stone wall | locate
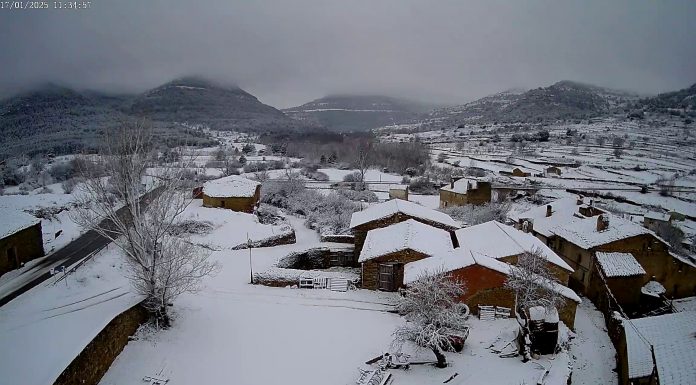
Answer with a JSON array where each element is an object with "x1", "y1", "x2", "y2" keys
[
  {"x1": 320, "y1": 234, "x2": 355, "y2": 244},
  {"x1": 0, "y1": 223, "x2": 44, "y2": 277},
  {"x1": 232, "y1": 230, "x2": 296, "y2": 249},
  {"x1": 53, "y1": 304, "x2": 147, "y2": 385}
]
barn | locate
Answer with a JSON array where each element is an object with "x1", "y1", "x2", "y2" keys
[
  {"x1": 403, "y1": 249, "x2": 581, "y2": 328},
  {"x1": 202, "y1": 175, "x2": 261, "y2": 213},
  {"x1": 358, "y1": 219, "x2": 454, "y2": 291},
  {"x1": 349, "y1": 199, "x2": 459, "y2": 258},
  {"x1": 0, "y1": 209, "x2": 45, "y2": 277}
]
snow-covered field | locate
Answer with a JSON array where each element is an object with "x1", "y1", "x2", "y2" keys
[{"x1": 94, "y1": 211, "x2": 590, "y2": 385}]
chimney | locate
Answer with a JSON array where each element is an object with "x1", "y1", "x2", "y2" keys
[
  {"x1": 597, "y1": 215, "x2": 609, "y2": 231},
  {"x1": 576, "y1": 196, "x2": 583, "y2": 205},
  {"x1": 450, "y1": 177, "x2": 455, "y2": 189},
  {"x1": 522, "y1": 220, "x2": 533, "y2": 233},
  {"x1": 546, "y1": 205, "x2": 552, "y2": 217}
]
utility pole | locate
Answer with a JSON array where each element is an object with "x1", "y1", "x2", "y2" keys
[{"x1": 247, "y1": 232, "x2": 253, "y2": 284}]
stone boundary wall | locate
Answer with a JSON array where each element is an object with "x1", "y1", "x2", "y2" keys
[{"x1": 53, "y1": 304, "x2": 148, "y2": 385}]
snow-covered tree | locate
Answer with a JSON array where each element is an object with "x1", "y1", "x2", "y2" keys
[
  {"x1": 71, "y1": 122, "x2": 217, "y2": 327},
  {"x1": 391, "y1": 272, "x2": 469, "y2": 368},
  {"x1": 505, "y1": 248, "x2": 563, "y2": 360},
  {"x1": 441, "y1": 201, "x2": 511, "y2": 226}
]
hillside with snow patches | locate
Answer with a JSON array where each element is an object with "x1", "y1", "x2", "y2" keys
[{"x1": 283, "y1": 94, "x2": 434, "y2": 132}]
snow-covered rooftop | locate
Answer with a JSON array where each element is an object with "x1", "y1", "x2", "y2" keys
[
  {"x1": 624, "y1": 311, "x2": 696, "y2": 384},
  {"x1": 202, "y1": 175, "x2": 260, "y2": 198},
  {"x1": 440, "y1": 178, "x2": 478, "y2": 194},
  {"x1": 513, "y1": 198, "x2": 653, "y2": 249},
  {"x1": 0, "y1": 208, "x2": 39, "y2": 239},
  {"x1": 388, "y1": 184, "x2": 408, "y2": 191},
  {"x1": 549, "y1": 213, "x2": 651, "y2": 250},
  {"x1": 349, "y1": 199, "x2": 459, "y2": 229},
  {"x1": 644, "y1": 212, "x2": 670, "y2": 222},
  {"x1": 404, "y1": 248, "x2": 581, "y2": 303},
  {"x1": 511, "y1": 197, "x2": 583, "y2": 236},
  {"x1": 455, "y1": 221, "x2": 573, "y2": 272},
  {"x1": 595, "y1": 252, "x2": 646, "y2": 278},
  {"x1": 358, "y1": 219, "x2": 453, "y2": 263}
]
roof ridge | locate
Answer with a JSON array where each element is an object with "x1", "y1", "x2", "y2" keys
[{"x1": 494, "y1": 221, "x2": 528, "y2": 253}]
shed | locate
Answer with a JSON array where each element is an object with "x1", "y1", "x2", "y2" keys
[
  {"x1": 0, "y1": 209, "x2": 44, "y2": 277},
  {"x1": 359, "y1": 219, "x2": 454, "y2": 291},
  {"x1": 591, "y1": 252, "x2": 646, "y2": 308},
  {"x1": 202, "y1": 175, "x2": 261, "y2": 213}
]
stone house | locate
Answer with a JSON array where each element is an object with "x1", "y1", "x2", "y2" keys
[
  {"x1": 404, "y1": 249, "x2": 581, "y2": 328},
  {"x1": 358, "y1": 219, "x2": 454, "y2": 291},
  {"x1": 0, "y1": 210, "x2": 44, "y2": 277},
  {"x1": 350, "y1": 199, "x2": 459, "y2": 258},
  {"x1": 618, "y1": 311, "x2": 696, "y2": 385},
  {"x1": 545, "y1": 166, "x2": 562, "y2": 176},
  {"x1": 202, "y1": 175, "x2": 261, "y2": 213},
  {"x1": 439, "y1": 178, "x2": 492, "y2": 208},
  {"x1": 455, "y1": 221, "x2": 573, "y2": 284},
  {"x1": 499, "y1": 167, "x2": 532, "y2": 177},
  {"x1": 514, "y1": 198, "x2": 696, "y2": 301},
  {"x1": 388, "y1": 185, "x2": 408, "y2": 201},
  {"x1": 642, "y1": 211, "x2": 671, "y2": 232}
]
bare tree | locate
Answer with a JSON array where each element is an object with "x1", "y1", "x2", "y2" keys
[
  {"x1": 656, "y1": 174, "x2": 677, "y2": 197},
  {"x1": 213, "y1": 146, "x2": 241, "y2": 176},
  {"x1": 353, "y1": 140, "x2": 373, "y2": 190},
  {"x1": 505, "y1": 248, "x2": 563, "y2": 361},
  {"x1": 71, "y1": 122, "x2": 217, "y2": 327},
  {"x1": 391, "y1": 272, "x2": 469, "y2": 368}
]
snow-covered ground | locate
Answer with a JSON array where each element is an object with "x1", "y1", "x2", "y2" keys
[
  {"x1": 180, "y1": 200, "x2": 291, "y2": 250},
  {"x1": 96, "y1": 211, "x2": 579, "y2": 385},
  {"x1": 569, "y1": 299, "x2": 618, "y2": 385},
  {"x1": 0, "y1": 245, "x2": 140, "y2": 385}
]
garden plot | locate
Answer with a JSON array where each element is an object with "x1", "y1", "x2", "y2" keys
[{"x1": 176, "y1": 200, "x2": 291, "y2": 250}]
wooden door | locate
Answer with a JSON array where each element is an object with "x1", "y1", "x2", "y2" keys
[{"x1": 378, "y1": 264, "x2": 397, "y2": 292}]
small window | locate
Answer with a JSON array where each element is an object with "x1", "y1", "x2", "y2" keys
[{"x1": 221, "y1": 200, "x2": 226, "y2": 208}]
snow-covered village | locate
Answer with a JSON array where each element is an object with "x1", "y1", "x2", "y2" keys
[{"x1": 1, "y1": 2, "x2": 696, "y2": 385}]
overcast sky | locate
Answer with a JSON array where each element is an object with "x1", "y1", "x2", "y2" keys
[{"x1": 0, "y1": 1, "x2": 694, "y2": 108}]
